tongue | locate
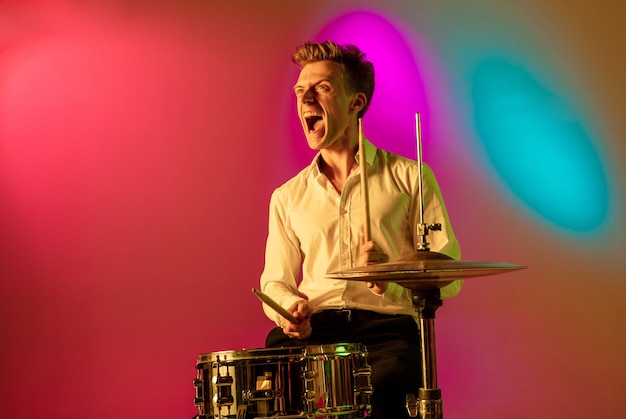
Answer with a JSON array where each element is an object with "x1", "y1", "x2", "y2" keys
[{"x1": 312, "y1": 118, "x2": 323, "y2": 131}]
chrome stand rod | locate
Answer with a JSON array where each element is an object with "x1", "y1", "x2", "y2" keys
[{"x1": 407, "y1": 289, "x2": 444, "y2": 419}]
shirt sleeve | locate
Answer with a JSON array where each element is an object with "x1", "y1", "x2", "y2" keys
[
  {"x1": 259, "y1": 188, "x2": 307, "y2": 325},
  {"x1": 415, "y1": 164, "x2": 463, "y2": 299},
  {"x1": 375, "y1": 161, "x2": 462, "y2": 304}
]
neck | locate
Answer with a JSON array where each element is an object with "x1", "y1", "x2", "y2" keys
[
  {"x1": 322, "y1": 146, "x2": 355, "y2": 168},
  {"x1": 319, "y1": 147, "x2": 358, "y2": 194}
]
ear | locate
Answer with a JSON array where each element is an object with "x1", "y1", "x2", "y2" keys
[{"x1": 350, "y1": 92, "x2": 368, "y2": 114}]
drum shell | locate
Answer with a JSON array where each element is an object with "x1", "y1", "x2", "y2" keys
[{"x1": 194, "y1": 343, "x2": 371, "y2": 418}]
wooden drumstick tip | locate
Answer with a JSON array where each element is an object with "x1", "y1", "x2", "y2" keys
[{"x1": 252, "y1": 288, "x2": 300, "y2": 324}]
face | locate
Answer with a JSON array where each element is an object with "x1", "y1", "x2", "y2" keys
[{"x1": 293, "y1": 60, "x2": 364, "y2": 151}]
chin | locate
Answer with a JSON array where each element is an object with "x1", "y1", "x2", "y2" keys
[
  {"x1": 306, "y1": 139, "x2": 322, "y2": 151},
  {"x1": 305, "y1": 132, "x2": 326, "y2": 150}
]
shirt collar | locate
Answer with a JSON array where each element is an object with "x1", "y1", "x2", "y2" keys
[
  {"x1": 310, "y1": 137, "x2": 377, "y2": 176},
  {"x1": 356, "y1": 137, "x2": 376, "y2": 167}
]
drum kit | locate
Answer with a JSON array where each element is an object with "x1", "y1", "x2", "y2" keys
[{"x1": 193, "y1": 115, "x2": 526, "y2": 418}]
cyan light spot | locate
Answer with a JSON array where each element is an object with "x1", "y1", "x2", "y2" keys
[{"x1": 471, "y1": 59, "x2": 609, "y2": 232}]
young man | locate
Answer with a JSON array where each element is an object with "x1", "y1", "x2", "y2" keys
[{"x1": 259, "y1": 41, "x2": 461, "y2": 418}]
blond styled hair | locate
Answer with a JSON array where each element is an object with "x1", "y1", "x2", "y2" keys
[{"x1": 292, "y1": 41, "x2": 375, "y2": 118}]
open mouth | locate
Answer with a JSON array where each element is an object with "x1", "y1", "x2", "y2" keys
[{"x1": 304, "y1": 112, "x2": 323, "y2": 132}]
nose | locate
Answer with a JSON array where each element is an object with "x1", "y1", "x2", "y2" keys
[{"x1": 301, "y1": 89, "x2": 315, "y2": 103}]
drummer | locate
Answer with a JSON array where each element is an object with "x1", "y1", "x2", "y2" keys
[{"x1": 259, "y1": 40, "x2": 461, "y2": 418}]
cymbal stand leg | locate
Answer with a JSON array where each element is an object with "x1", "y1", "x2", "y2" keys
[{"x1": 406, "y1": 289, "x2": 443, "y2": 419}]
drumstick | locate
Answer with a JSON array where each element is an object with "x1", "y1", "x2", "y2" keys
[
  {"x1": 358, "y1": 118, "x2": 371, "y2": 242},
  {"x1": 415, "y1": 113, "x2": 425, "y2": 226},
  {"x1": 252, "y1": 288, "x2": 301, "y2": 324},
  {"x1": 359, "y1": 118, "x2": 378, "y2": 290}
]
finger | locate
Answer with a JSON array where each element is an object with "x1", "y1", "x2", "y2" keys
[{"x1": 287, "y1": 323, "x2": 311, "y2": 339}]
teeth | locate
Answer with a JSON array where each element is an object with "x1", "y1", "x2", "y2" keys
[{"x1": 303, "y1": 112, "x2": 322, "y2": 132}]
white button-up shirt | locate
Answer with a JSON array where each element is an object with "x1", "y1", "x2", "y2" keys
[{"x1": 260, "y1": 139, "x2": 461, "y2": 325}]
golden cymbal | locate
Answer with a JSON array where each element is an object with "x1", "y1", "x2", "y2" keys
[{"x1": 326, "y1": 251, "x2": 526, "y2": 289}]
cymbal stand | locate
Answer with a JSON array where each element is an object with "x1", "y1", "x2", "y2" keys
[
  {"x1": 406, "y1": 287, "x2": 443, "y2": 418},
  {"x1": 405, "y1": 113, "x2": 444, "y2": 418}
]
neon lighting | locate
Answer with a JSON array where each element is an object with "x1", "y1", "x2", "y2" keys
[
  {"x1": 471, "y1": 58, "x2": 610, "y2": 232},
  {"x1": 311, "y1": 10, "x2": 430, "y2": 159}
]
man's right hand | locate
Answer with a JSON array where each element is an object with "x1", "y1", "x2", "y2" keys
[{"x1": 280, "y1": 300, "x2": 313, "y2": 339}]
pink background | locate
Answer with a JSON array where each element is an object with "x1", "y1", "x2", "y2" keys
[{"x1": 1, "y1": 1, "x2": 624, "y2": 418}]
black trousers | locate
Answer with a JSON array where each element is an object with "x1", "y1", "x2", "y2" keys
[{"x1": 266, "y1": 309, "x2": 422, "y2": 419}]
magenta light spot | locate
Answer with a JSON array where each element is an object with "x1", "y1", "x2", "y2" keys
[{"x1": 286, "y1": 11, "x2": 431, "y2": 163}]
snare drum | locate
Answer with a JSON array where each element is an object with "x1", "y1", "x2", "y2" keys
[{"x1": 193, "y1": 343, "x2": 372, "y2": 418}]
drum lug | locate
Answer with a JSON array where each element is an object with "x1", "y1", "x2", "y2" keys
[
  {"x1": 353, "y1": 366, "x2": 373, "y2": 394},
  {"x1": 302, "y1": 367, "x2": 319, "y2": 403},
  {"x1": 303, "y1": 389, "x2": 317, "y2": 402},
  {"x1": 353, "y1": 365, "x2": 372, "y2": 416},
  {"x1": 213, "y1": 375, "x2": 234, "y2": 406},
  {"x1": 302, "y1": 370, "x2": 318, "y2": 380},
  {"x1": 193, "y1": 378, "x2": 206, "y2": 412}
]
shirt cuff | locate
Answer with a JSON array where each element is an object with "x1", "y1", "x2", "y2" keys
[{"x1": 367, "y1": 284, "x2": 385, "y2": 296}]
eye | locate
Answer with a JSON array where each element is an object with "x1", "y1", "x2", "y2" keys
[{"x1": 316, "y1": 84, "x2": 330, "y2": 92}]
